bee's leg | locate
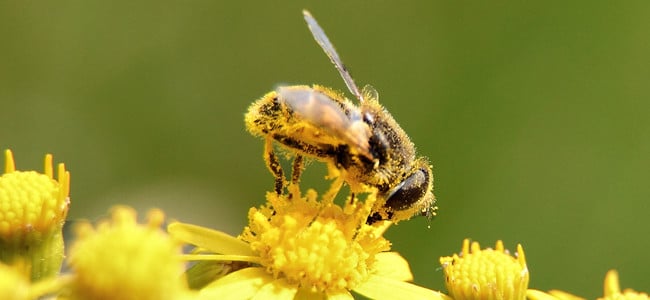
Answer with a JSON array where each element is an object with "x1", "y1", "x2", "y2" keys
[
  {"x1": 264, "y1": 138, "x2": 285, "y2": 194},
  {"x1": 422, "y1": 204, "x2": 438, "y2": 220},
  {"x1": 348, "y1": 192, "x2": 355, "y2": 205},
  {"x1": 322, "y1": 176, "x2": 344, "y2": 205},
  {"x1": 321, "y1": 162, "x2": 344, "y2": 203},
  {"x1": 287, "y1": 154, "x2": 304, "y2": 199},
  {"x1": 291, "y1": 154, "x2": 304, "y2": 185}
]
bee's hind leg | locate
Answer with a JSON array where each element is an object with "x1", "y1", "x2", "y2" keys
[
  {"x1": 291, "y1": 154, "x2": 304, "y2": 185},
  {"x1": 264, "y1": 138, "x2": 286, "y2": 194},
  {"x1": 287, "y1": 154, "x2": 304, "y2": 199}
]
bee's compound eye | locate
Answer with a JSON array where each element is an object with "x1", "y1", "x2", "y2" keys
[{"x1": 385, "y1": 168, "x2": 430, "y2": 211}]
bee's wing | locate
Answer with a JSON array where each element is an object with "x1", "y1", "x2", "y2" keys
[
  {"x1": 303, "y1": 10, "x2": 365, "y2": 103},
  {"x1": 278, "y1": 87, "x2": 372, "y2": 159}
]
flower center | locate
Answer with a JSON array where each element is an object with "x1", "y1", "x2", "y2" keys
[
  {"x1": 241, "y1": 189, "x2": 390, "y2": 293},
  {"x1": 440, "y1": 240, "x2": 529, "y2": 300}
]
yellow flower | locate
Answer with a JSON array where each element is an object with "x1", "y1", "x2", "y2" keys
[
  {"x1": 598, "y1": 269, "x2": 648, "y2": 300},
  {"x1": 439, "y1": 239, "x2": 529, "y2": 300},
  {"x1": 66, "y1": 206, "x2": 195, "y2": 300},
  {"x1": 0, "y1": 261, "x2": 63, "y2": 300},
  {"x1": 527, "y1": 270, "x2": 648, "y2": 300},
  {"x1": 169, "y1": 185, "x2": 446, "y2": 300},
  {"x1": 0, "y1": 262, "x2": 32, "y2": 300},
  {"x1": 0, "y1": 149, "x2": 70, "y2": 281},
  {"x1": 526, "y1": 289, "x2": 585, "y2": 300}
]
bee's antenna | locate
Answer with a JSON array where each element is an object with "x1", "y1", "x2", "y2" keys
[{"x1": 303, "y1": 10, "x2": 365, "y2": 103}]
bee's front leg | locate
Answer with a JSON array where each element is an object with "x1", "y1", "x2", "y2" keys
[{"x1": 264, "y1": 138, "x2": 285, "y2": 194}]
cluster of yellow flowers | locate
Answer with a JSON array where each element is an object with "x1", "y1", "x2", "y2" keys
[{"x1": 0, "y1": 149, "x2": 646, "y2": 300}]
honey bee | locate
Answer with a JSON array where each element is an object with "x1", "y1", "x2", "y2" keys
[{"x1": 245, "y1": 10, "x2": 435, "y2": 224}]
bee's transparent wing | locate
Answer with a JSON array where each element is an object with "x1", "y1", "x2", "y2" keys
[
  {"x1": 278, "y1": 86, "x2": 372, "y2": 158},
  {"x1": 303, "y1": 10, "x2": 365, "y2": 103},
  {"x1": 279, "y1": 86, "x2": 354, "y2": 130}
]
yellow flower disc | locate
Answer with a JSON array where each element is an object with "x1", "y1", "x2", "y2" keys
[
  {"x1": 241, "y1": 189, "x2": 390, "y2": 294},
  {"x1": 440, "y1": 239, "x2": 529, "y2": 300},
  {"x1": 67, "y1": 206, "x2": 190, "y2": 300},
  {"x1": 0, "y1": 150, "x2": 69, "y2": 241}
]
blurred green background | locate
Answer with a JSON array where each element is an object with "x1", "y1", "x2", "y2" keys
[{"x1": 2, "y1": 1, "x2": 649, "y2": 297}]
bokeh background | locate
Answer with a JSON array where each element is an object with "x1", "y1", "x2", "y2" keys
[{"x1": 2, "y1": 1, "x2": 649, "y2": 297}]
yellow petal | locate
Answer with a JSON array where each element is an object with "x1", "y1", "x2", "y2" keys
[
  {"x1": 527, "y1": 289, "x2": 558, "y2": 300},
  {"x1": 527, "y1": 289, "x2": 586, "y2": 300},
  {"x1": 325, "y1": 290, "x2": 354, "y2": 300},
  {"x1": 252, "y1": 278, "x2": 298, "y2": 300},
  {"x1": 548, "y1": 289, "x2": 586, "y2": 300},
  {"x1": 294, "y1": 288, "x2": 327, "y2": 300},
  {"x1": 603, "y1": 269, "x2": 621, "y2": 296},
  {"x1": 200, "y1": 267, "x2": 271, "y2": 300},
  {"x1": 372, "y1": 252, "x2": 413, "y2": 281},
  {"x1": 168, "y1": 222, "x2": 253, "y2": 256},
  {"x1": 353, "y1": 274, "x2": 450, "y2": 300}
]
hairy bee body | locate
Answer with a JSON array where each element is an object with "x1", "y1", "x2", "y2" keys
[
  {"x1": 246, "y1": 85, "x2": 370, "y2": 162},
  {"x1": 245, "y1": 11, "x2": 435, "y2": 224}
]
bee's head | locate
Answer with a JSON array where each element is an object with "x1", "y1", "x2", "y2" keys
[{"x1": 367, "y1": 159, "x2": 435, "y2": 224}]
